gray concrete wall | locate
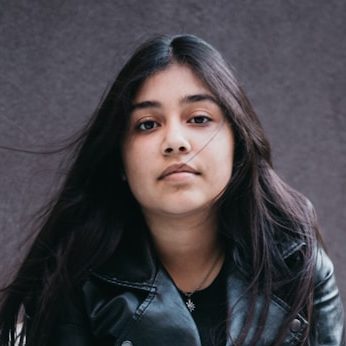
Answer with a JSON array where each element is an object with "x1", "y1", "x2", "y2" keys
[{"x1": 1, "y1": 1, "x2": 345, "y2": 308}]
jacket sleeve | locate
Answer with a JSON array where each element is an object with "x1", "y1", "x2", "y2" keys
[{"x1": 309, "y1": 246, "x2": 345, "y2": 345}]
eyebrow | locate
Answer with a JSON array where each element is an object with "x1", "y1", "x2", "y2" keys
[{"x1": 130, "y1": 93, "x2": 219, "y2": 111}]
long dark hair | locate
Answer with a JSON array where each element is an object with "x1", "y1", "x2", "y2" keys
[{"x1": 0, "y1": 34, "x2": 320, "y2": 345}]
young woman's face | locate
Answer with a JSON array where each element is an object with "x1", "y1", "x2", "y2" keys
[{"x1": 122, "y1": 63, "x2": 235, "y2": 218}]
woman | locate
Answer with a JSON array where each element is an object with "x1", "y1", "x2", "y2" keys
[{"x1": 0, "y1": 34, "x2": 344, "y2": 345}]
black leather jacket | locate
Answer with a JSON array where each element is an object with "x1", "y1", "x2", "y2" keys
[{"x1": 50, "y1": 232, "x2": 345, "y2": 346}]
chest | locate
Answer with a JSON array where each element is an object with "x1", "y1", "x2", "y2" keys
[{"x1": 84, "y1": 270, "x2": 308, "y2": 346}]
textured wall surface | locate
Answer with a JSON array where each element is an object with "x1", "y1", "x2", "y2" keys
[{"x1": 1, "y1": 0, "x2": 345, "y2": 309}]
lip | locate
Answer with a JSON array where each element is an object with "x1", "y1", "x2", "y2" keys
[{"x1": 158, "y1": 163, "x2": 200, "y2": 180}]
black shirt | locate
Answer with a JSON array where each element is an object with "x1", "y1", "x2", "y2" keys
[{"x1": 178, "y1": 260, "x2": 228, "y2": 346}]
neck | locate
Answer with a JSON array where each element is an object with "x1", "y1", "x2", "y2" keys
[{"x1": 143, "y1": 208, "x2": 224, "y2": 292}]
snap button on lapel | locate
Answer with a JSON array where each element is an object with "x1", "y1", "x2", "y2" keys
[
  {"x1": 290, "y1": 318, "x2": 302, "y2": 332},
  {"x1": 121, "y1": 341, "x2": 133, "y2": 346}
]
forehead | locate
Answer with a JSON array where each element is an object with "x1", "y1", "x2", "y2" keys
[{"x1": 133, "y1": 63, "x2": 213, "y2": 103}]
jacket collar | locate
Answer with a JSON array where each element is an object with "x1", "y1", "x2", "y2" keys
[{"x1": 90, "y1": 222, "x2": 158, "y2": 290}]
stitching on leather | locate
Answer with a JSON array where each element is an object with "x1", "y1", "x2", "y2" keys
[
  {"x1": 90, "y1": 272, "x2": 155, "y2": 292},
  {"x1": 116, "y1": 289, "x2": 157, "y2": 342},
  {"x1": 130, "y1": 269, "x2": 162, "y2": 323},
  {"x1": 115, "y1": 273, "x2": 159, "y2": 342},
  {"x1": 272, "y1": 293, "x2": 308, "y2": 325},
  {"x1": 134, "y1": 290, "x2": 156, "y2": 320},
  {"x1": 282, "y1": 241, "x2": 305, "y2": 259},
  {"x1": 271, "y1": 294, "x2": 308, "y2": 344},
  {"x1": 271, "y1": 294, "x2": 291, "y2": 313}
]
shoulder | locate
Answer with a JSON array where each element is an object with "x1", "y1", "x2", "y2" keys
[
  {"x1": 310, "y1": 246, "x2": 345, "y2": 344},
  {"x1": 313, "y1": 245, "x2": 335, "y2": 287}
]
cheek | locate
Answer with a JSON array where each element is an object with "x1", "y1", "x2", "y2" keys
[
  {"x1": 124, "y1": 154, "x2": 147, "y2": 184},
  {"x1": 123, "y1": 140, "x2": 145, "y2": 173},
  {"x1": 122, "y1": 144, "x2": 156, "y2": 198},
  {"x1": 211, "y1": 128, "x2": 234, "y2": 161},
  {"x1": 123, "y1": 161, "x2": 150, "y2": 206},
  {"x1": 208, "y1": 132, "x2": 234, "y2": 182}
]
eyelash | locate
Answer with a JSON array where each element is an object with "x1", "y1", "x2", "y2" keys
[
  {"x1": 189, "y1": 115, "x2": 212, "y2": 124},
  {"x1": 135, "y1": 115, "x2": 212, "y2": 132}
]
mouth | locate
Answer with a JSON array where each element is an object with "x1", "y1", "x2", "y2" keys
[{"x1": 158, "y1": 163, "x2": 200, "y2": 180}]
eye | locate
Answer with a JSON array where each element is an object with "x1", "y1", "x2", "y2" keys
[
  {"x1": 189, "y1": 115, "x2": 212, "y2": 124},
  {"x1": 136, "y1": 120, "x2": 159, "y2": 131}
]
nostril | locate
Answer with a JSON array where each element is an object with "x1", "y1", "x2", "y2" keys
[{"x1": 163, "y1": 145, "x2": 188, "y2": 154}]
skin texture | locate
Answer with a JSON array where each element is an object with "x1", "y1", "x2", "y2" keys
[
  {"x1": 122, "y1": 63, "x2": 235, "y2": 291},
  {"x1": 122, "y1": 63, "x2": 234, "y2": 219}
]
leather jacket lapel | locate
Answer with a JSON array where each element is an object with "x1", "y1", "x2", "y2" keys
[
  {"x1": 225, "y1": 269, "x2": 308, "y2": 346},
  {"x1": 117, "y1": 268, "x2": 201, "y2": 346}
]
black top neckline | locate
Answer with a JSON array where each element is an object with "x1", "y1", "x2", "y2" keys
[{"x1": 178, "y1": 258, "x2": 228, "y2": 346}]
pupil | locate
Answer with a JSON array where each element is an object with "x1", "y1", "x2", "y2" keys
[{"x1": 145, "y1": 122, "x2": 153, "y2": 129}]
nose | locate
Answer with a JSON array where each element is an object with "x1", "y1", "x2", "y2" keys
[{"x1": 161, "y1": 122, "x2": 191, "y2": 156}]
